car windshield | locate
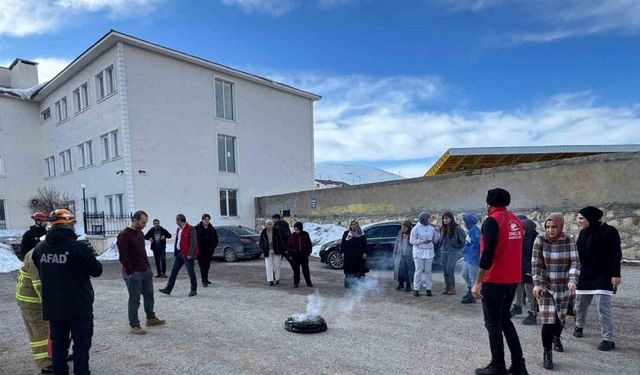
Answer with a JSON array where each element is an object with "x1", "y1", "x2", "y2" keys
[{"x1": 228, "y1": 227, "x2": 259, "y2": 236}]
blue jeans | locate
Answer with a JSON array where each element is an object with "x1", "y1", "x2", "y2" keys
[
  {"x1": 166, "y1": 254, "x2": 197, "y2": 292},
  {"x1": 441, "y1": 251, "x2": 459, "y2": 288},
  {"x1": 461, "y1": 261, "x2": 479, "y2": 288},
  {"x1": 123, "y1": 268, "x2": 156, "y2": 328},
  {"x1": 50, "y1": 313, "x2": 93, "y2": 375}
]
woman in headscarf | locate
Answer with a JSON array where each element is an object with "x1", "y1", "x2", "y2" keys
[
  {"x1": 341, "y1": 220, "x2": 367, "y2": 289},
  {"x1": 409, "y1": 212, "x2": 439, "y2": 297},
  {"x1": 259, "y1": 219, "x2": 284, "y2": 286},
  {"x1": 393, "y1": 220, "x2": 415, "y2": 292},
  {"x1": 532, "y1": 213, "x2": 579, "y2": 370},
  {"x1": 438, "y1": 212, "x2": 466, "y2": 295},
  {"x1": 574, "y1": 206, "x2": 622, "y2": 352}
]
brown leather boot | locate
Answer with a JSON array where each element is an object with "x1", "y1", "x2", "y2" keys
[
  {"x1": 442, "y1": 286, "x2": 449, "y2": 295},
  {"x1": 447, "y1": 286, "x2": 456, "y2": 295}
]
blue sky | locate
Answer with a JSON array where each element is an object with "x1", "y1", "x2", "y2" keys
[{"x1": 1, "y1": 0, "x2": 640, "y2": 177}]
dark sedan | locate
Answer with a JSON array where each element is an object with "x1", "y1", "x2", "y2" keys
[
  {"x1": 318, "y1": 221, "x2": 440, "y2": 270},
  {"x1": 212, "y1": 226, "x2": 262, "y2": 262}
]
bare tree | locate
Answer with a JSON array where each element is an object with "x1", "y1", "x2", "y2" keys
[{"x1": 27, "y1": 186, "x2": 76, "y2": 214}]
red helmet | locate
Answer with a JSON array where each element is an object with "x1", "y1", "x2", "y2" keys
[
  {"x1": 48, "y1": 209, "x2": 76, "y2": 225},
  {"x1": 31, "y1": 212, "x2": 48, "y2": 221}
]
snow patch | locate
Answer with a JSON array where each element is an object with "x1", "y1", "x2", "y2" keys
[
  {"x1": 0, "y1": 243, "x2": 22, "y2": 273},
  {"x1": 0, "y1": 82, "x2": 47, "y2": 100},
  {"x1": 304, "y1": 223, "x2": 346, "y2": 257},
  {"x1": 0, "y1": 230, "x2": 25, "y2": 238},
  {"x1": 96, "y1": 238, "x2": 154, "y2": 261}
]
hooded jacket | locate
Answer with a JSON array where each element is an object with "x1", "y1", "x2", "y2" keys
[
  {"x1": 33, "y1": 226, "x2": 103, "y2": 321},
  {"x1": 576, "y1": 220, "x2": 622, "y2": 294},
  {"x1": 520, "y1": 217, "x2": 538, "y2": 283},
  {"x1": 462, "y1": 214, "x2": 480, "y2": 265},
  {"x1": 20, "y1": 225, "x2": 47, "y2": 260}
]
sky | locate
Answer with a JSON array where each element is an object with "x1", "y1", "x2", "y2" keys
[{"x1": 1, "y1": 0, "x2": 639, "y2": 178}]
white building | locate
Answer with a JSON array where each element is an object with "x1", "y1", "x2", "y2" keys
[{"x1": 0, "y1": 30, "x2": 319, "y2": 235}]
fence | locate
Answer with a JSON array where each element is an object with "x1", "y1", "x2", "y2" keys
[{"x1": 84, "y1": 212, "x2": 132, "y2": 236}]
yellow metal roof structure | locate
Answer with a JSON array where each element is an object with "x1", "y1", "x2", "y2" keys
[{"x1": 425, "y1": 145, "x2": 640, "y2": 176}]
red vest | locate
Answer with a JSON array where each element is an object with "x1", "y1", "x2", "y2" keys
[
  {"x1": 480, "y1": 207, "x2": 523, "y2": 284},
  {"x1": 176, "y1": 224, "x2": 199, "y2": 257}
]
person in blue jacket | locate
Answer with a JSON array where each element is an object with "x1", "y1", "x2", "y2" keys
[{"x1": 461, "y1": 213, "x2": 480, "y2": 304}]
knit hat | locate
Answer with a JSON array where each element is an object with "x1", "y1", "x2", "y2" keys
[
  {"x1": 486, "y1": 188, "x2": 511, "y2": 207},
  {"x1": 579, "y1": 206, "x2": 603, "y2": 226},
  {"x1": 294, "y1": 221, "x2": 303, "y2": 231}
]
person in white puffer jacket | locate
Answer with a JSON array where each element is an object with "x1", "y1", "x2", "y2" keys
[{"x1": 410, "y1": 212, "x2": 440, "y2": 297}]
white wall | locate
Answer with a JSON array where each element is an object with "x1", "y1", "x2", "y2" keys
[
  {"x1": 0, "y1": 96, "x2": 43, "y2": 229},
  {"x1": 124, "y1": 44, "x2": 314, "y2": 229},
  {"x1": 37, "y1": 46, "x2": 126, "y2": 230}
]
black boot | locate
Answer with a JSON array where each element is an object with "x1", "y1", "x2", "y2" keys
[
  {"x1": 395, "y1": 282, "x2": 404, "y2": 291},
  {"x1": 188, "y1": 289, "x2": 197, "y2": 297},
  {"x1": 404, "y1": 284, "x2": 412, "y2": 292},
  {"x1": 553, "y1": 336, "x2": 564, "y2": 352},
  {"x1": 573, "y1": 326, "x2": 583, "y2": 338},
  {"x1": 543, "y1": 351, "x2": 553, "y2": 370},
  {"x1": 413, "y1": 290, "x2": 420, "y2": 297},
  {"x1": 461, "y1": 288, "x2": 476, "y2": 304},
  {"x1": 426, "y1": 290, "x2": 433, "y2": 297},
  {"x1": 475, "y1": 362, "x2": 507, "y2": 375},
  {"x1": 507, "y1": 359, "x2": 529, "y2": 375},
  {"x1": 510, "y1": 305, "x2": 522, "y2": 317}
]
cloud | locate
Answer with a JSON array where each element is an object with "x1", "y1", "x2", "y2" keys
[
  {"x1": 442, "y1": 0, "x2": 640, "y2": 44},
  {"x1": 221, "y1": 0, "x2": 360, "y2": 16},
  {"x1": 0, "y1": 0, "x2": 162, "y2": 37},
  {"x1": 265, "y1": 71, "x2": 640, "y2": 177}
]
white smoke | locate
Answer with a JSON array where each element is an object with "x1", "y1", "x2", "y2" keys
[
  {"x1": 337, "y1": 276, "x2": 380, "y2": 314},
  {"x1": 292, "y1": 291, "x2": 325, "y2": 322}
]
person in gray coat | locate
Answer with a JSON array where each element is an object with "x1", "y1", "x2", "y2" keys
[
  {"x1": 439, "y1": 212, "x2": 466, "y2": 295},
  {"x1": 393, "y1": 219, "x2": 415, "y2": 292}
]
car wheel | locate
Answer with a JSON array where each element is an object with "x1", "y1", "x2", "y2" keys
[
  {"x1": 224, "y1": 248, "x2": 238, "y2": 262},
  {"x1": 327, "y1": 250, "x2": 344, "y2": 270}
]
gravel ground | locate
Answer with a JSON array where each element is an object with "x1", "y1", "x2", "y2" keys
[{"x1": 1, "y1": 258, "x2": 639, "y2": 375}]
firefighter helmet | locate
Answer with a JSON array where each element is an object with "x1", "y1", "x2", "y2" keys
[
  {"x1": 31, "y1": 212, "x2": 48, "y2": 221},
  {"x1": 48, "y1": 209, "x2": 76, "y2": 225}
]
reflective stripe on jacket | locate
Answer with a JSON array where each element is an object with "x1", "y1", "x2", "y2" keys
[{"x1": 16, "y1": 249, "x2": 42, "y2": 305}]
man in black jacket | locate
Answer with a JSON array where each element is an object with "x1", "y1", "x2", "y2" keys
[
  {"x1": 20, "y1": 212, "x2": 48, "y2": 260},
  {"x1": 144, "y1": 219, "x2": 172, "y2": 278},
  {"x1": 34, "y1": 209, "x2": 103, "y2": 375},
  {"x1": 196, "y1": 214, "x2": 219, "y2": 287}
]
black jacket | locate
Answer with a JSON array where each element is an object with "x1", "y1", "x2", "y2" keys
[
  {"x1": 259, "y1": 229, "x2": 285, "y2": 257},
  {"x1": 33, "y1": 226, "x2": 103, "y2": 321},
  {"x1": 521, "y1": 219, "x2": 538, "y2": 283},
  {"x1": 273, "y1": 220, "x2": 292, "y2": 250},
  {"x1": 576, "y1": 223, "x2": 622, "y2": 292},
  {"x1": 144, "y1": 226, "x2": 172, "y2": 251},
  {"x1": 20, "y1": 225, "x2": 47, "y2": 260},
  {"x1": 341, "y1": 231, "x2": 368, "y2": 276},
  {"x1": 196, "y1": 222, "x2": 219, "y2": 257}
]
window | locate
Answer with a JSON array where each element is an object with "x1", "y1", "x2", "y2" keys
[
  {"x1": 105, "y1": 193, "x2": 124, "y2": 215},
  {"x1": 382, "y1": 225, "x2": 402, "y2": 238},
  {"x1": 219, "y1": 189, "x2": 238, "y2": 217},
  {"x1": 217, "y1": 134, "x2": 237, "y2": 173},
  {"x1": 45, "y1": 156, "x2": 56, "y2": 177},
  {"x1": 364, "y1": 226, "x2": 384, "y2": 239},
  {"x1": 59, "y1": 149, "x2": 72, "y2": 173},
  {"x1": 96, "y1": 66, "x2": 115, "y2": 100},
  {"x1": 101, "y1": 130, "x2": 119, "y2": 161},
  {"x1": 88, "y1": 197, "x2": 98, "y2": 213},
  {"x1": 77, "y1": 141, "x2": 93, "y2": 168},
  {"x1": 73, "y1": 83, "x2": 89, "y2": 113},
  {"x1": 215, "y1": 79, "x2": 235, "y2": 120},
  {"x1": 41, "y1": 107, "x2": 51, "y2": 122},
  {"x1": 0, "y1": 154, "x2": 5, "y2": 177},
  {"x1": 0, "y1": 199, "x2": 6, "y2": 230},
  {"x1": 54, "y1": 97, "x2": 68, "y2": 123}
]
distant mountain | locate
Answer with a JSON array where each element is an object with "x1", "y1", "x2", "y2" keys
[{"x1": 315, "y1": 163, "x2": 404, "y2": 185}]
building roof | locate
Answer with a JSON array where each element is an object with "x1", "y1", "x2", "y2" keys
[
  {"x1": 34, "y1": 30, "x2": 321, "y2": 101},
  {"x1": 315, "y1": 179, "x2": 350, "y2": 187},
  {"x1": 425, "y1": 144, "x2": 640, "y2": 176}
]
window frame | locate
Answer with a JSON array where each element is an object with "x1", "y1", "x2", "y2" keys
[
  {"x1": 41, "y1": 107, "x2": 51, "y2": 123},
  {"x1": 59, "y1": 149, "x2": 72, "y2": 173},
  {"x1": 77, "y1": 140, "x2": 93, "y2": 168},
  {"x1": 73, "y1": 82, "x2": 90, "y2": 114},
  {"x1": 100, "y1": 130, "x2": 119, "y2": 162},
  {"x1": 45, "y1": 156, "x2": 56, "y2": 177},
  {"x1": 214, "y1": 78, "x2": 236, "y2": 121},
  {"x1": 0, "y1": 154, "x2": 5, "y2": 177},
  {"x1": 219, "y1": 188, "x2": 239, "y2": 218},
  {"x1": 96, "y1": 65, "x2": 116, "y2": 101},
  {"x1": 217, "y1": 134, "x2": 237, "y2": 173},
  {"x1": 0, "y1": 198, "x2": 6, "y2": 230}
]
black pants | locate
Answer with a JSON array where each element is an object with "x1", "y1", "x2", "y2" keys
[
  {"x1": 481, "y1": 282, "x2": 524, "y2": 368},
  {"x1": 152, "y1": 248, "x2": 166, "y2": 276},
  {"x1": 50, "y1": 313, "x2": 93, "y2": 375},
  {"x1": 197, "y1": 252, "x2": 212, "y2": 283},
  {"x1": 290, "y1": 253, "x2": 312, "y2": 286},
  {"x1": 542, "y1": 315, "x2": 564, "y2": 351}
]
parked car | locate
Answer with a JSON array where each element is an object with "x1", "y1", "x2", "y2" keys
[
  {"x1": 212, "y1": 226, "x2": 263, "y2": 262},
  {"x1": 318, "y1": 221, "x2": 441, "y2": 270}
]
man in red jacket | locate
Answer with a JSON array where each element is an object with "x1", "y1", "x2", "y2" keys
[
  {"x1": 472, "y1": 188, "x2": 529, "y2": 375},
  {"x1": 117, "y1": 210, "x2": 166, "y2": 335},
  {"x1": 159, "y1": 214, "x2": 199, "y2": 297}
]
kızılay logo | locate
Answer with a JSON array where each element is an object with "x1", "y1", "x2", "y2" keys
[{"x1": 508, "y1": 220, "x2": 522, "y2": 240}]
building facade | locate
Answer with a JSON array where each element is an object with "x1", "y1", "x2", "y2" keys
[{"x1": 0, "y1": 31, "x2": 319, "y2": 232}]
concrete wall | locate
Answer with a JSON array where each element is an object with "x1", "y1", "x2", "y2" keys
[
  {"x1": 0, "y1": 96, "x2": 43, "y2": 229},
  {"x1": 125, "y1": 44, "x2": 314, "y2": 228},
  {"x1": 256, "y1": 153, "x2": 640, "y2": 259}
]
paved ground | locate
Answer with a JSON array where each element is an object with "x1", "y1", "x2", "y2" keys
[{"x1": 1, "y1": 257, "x2": 639, "y2": 375}]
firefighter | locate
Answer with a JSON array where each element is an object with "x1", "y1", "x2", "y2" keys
[
  {"x1": 16, "y1": 247, "x2": 52, "y2": 374},
  {"x1": 34, "y1": 209, "x2": 102, "y2": 375},
  {"x1": 20, "y1": 212, "x2": 48, "y2": 260}
]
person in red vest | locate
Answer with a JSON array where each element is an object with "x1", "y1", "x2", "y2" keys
[
  {"x1": 472, "y1": 188, "x2": 529, "y2": 375},
  {"x1": 159, "y1": 214, "x2": 199, "y2": 297}
]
